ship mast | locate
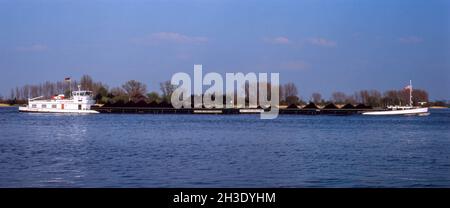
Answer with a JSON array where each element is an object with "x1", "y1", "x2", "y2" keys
[
  {"x1": 65, "y1": 77, "x2": 72, "y2": 99},
  {"x1": 69, "y1": 80, "x2": 72, "y2": 98},
  {"x1": 409, "y1": 80, "x2": 413, "y2": 106}
]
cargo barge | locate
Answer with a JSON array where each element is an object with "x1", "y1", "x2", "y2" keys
[{"x1": 91, "y1": 102, "x2": 379, "y2": 115}]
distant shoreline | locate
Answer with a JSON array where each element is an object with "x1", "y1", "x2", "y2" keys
[
  {"x1": 430, "y1": 106, "x2": 449, "y2": 109},
  {"x1": 0, "y1": 103, "x2": 19, "y2": 107}
]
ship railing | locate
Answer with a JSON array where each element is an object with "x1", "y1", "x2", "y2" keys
[{"x1": 29, "y1": 96, "x2": 44, "y2": 101}]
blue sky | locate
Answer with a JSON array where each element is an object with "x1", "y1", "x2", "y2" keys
[{"x1": 0, "y1": 0, "x2": 449, "y2": 100}]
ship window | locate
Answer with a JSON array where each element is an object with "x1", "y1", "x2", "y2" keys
[
  {"x1": 52, "y1": 104, "x2": 57, "y2": 108},
  {"x1": 42, "y1": 104, "x2": 46, "y2": 108},
  {"x1": 32, "y1": 104, "x2": 37, "y2": 108}
]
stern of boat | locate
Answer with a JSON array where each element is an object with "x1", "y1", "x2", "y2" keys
[{"x1": 18, "y1": 105, "x2": 29, "y2": 112}]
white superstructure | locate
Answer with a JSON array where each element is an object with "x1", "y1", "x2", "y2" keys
[{"x1": 19, "y1": 85, "x2": 99, "y2": 114}]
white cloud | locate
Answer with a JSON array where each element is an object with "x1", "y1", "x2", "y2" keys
[
  {"x1": 133, "y1": 32, "x2": 208, "y2": 45},
  {"x1": 263, "y1": 36, "x2": 291, "y2": 44},
  {"x1": 398, "y1": 36, "x2": 423, "y2": 44},
  {"x1": 16, "y1": 44, "x2": 48, "y2": 52},
  {"x1": 280, "y1": 60, "x2": 309, "y2": 71},
  {"x1": 307, "y1": 37, "x2": 336, "y2": 47}
]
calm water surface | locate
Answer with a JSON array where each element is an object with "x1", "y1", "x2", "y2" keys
[{"x1": 0, "y1": 107, "x2": 449, "y2": 187}]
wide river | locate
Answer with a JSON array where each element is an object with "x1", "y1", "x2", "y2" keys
[{"x1": 0, "y1": 107, "x2": 449, "y2": 187}]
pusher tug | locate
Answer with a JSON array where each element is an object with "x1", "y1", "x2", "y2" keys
[{"x1": 19, "y1": 85, "x2": 99, "y2": 114}]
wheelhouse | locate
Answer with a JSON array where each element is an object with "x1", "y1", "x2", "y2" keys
[{"x1": 72, "y1": 91, "x2": 93, "y2": 97}]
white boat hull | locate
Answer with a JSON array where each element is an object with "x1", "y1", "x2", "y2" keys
[
  {"x1": 362, "y1": 107, "x2": 429, "y2": 116},
  {"x1": 19, "y1": 88, "x2": 99, "y2": 114},
  {"x1": 19, "y1": 106, "x2": 99, "y2": 114}
]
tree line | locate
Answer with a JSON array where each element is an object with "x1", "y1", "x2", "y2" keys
[
  {"x1": 4, "y1": 75, "x2": 176, "y2": 105},
  {"x1": 2, "y1": 74, "x2": 444, "y2": 107}
]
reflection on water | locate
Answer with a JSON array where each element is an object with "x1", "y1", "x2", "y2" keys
[
  {"x1": 2, "y1": 111, "x2": 91, "y2": 187},
  {"x1": 0, "y1": 107, "x2": 449, "y2": 187}
]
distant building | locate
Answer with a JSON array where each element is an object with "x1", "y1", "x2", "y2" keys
[{"x1": 418, "y1": 102, "x2": 427, "y2": 106}]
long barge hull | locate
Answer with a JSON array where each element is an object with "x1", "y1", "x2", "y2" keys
[{"x1": 91, "y1": 106, "x2": 380, "y2": 115}]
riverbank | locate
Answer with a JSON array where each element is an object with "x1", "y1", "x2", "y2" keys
[
  {"x1": 430, "y1": 106, "x2": 449, "y2": 109},
  {"x1": 0, "y1": 103, "x2": 11, "y2": 107}
]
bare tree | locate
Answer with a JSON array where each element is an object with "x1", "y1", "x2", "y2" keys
[
  {"x1": 344, "y1": 94, "x2": 357, "y2": 105},
  {"x1": 15, "y1": 87, "x2": 21, "y2": 100},
  {"x1": 283, "y1": 82, "x2": 298, "y2": 98},
  {"x1": 122, "y1": 80, "x2": 147, "y2": 102},
  {"x1": 9, "y1": 77, "x2": 96, "y2": 101},
  {"x1": 80, "y1": 75, "x2": 109, "y2": 102},
  {"x1": 110, "y1": 87, "x2": 128, "y2": 102},
  {"x1": 357, "y1": 90, "x2": 370, "y2": 105},
  {"x1": 331, "y1": 91, "x2": 347, "y2": 104},
  {"x1": 42, "y1": 81, "x2": 56, "y2": 98},
  {"x1": 278, "y1": 84, "x2": 285, "y2": 102},
  {"x1": 10, "y1": 89, "x2": 15, "y2": 100},
  {"x1": 355, "y1": 90, "x2": 382, "y2": 106},
  {"x1": 382, "y1": 90, "x2": 401, "y2": 106},
  {"x1": 311, "y1": 92, "x2": 322, "y2": 104},
  {"x1": 30, "y1": 85, "x2": 39, "y2": 98},
  {"x1": 160, "y1": 80, "x2": 176, "y2": 102},
  {"x1": 367, "y1": 90, "x2": 382, "y2": 107},
  {"x1": 56, "y1": 81, "x2": 65, "y2": 94},
  {"x1": 22, "y1": 85, "x2": 30, "y2": 99},
  {"x1": 80, "y1": 75, "x2": 94, "y2": 91},
  {"x1": 110, "y1": 87, "x2": 126, "y2": 96}
]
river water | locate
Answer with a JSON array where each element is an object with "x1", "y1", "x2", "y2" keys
[{"x1": 0, "y1": 107, "x2": 449, "y2": 187}]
